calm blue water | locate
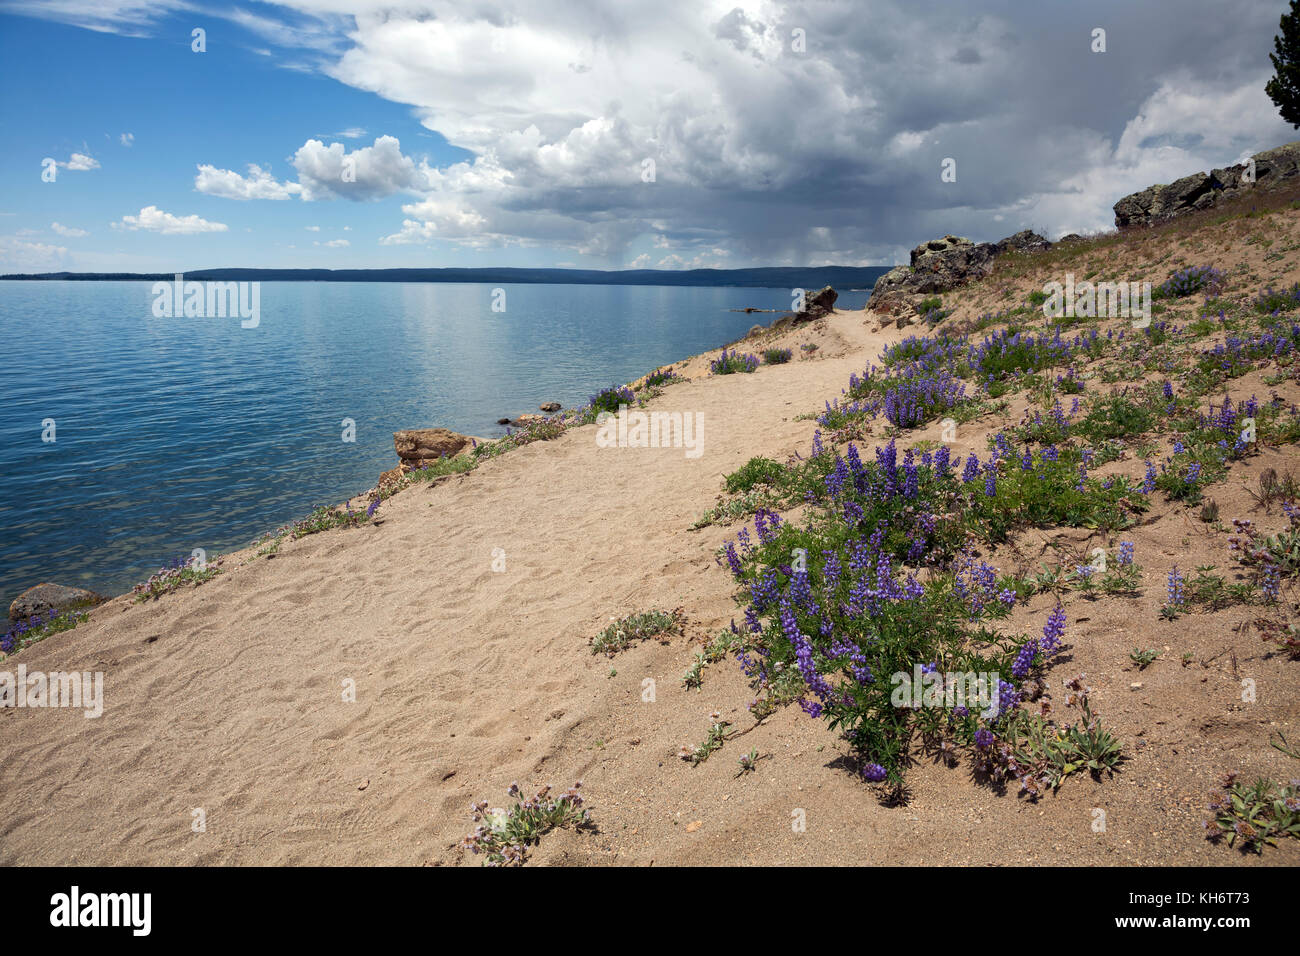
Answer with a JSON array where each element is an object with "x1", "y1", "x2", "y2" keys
[{"x1": 0, "y1": 281, "x2": 869, "y2": 602}]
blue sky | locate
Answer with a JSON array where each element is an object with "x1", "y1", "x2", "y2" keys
[
  {"x1": 0, "y1": 9, "x2": 477, "y2": 271},
  {"x1": 0, "y1": 1, "x2": 1295, "y2": 274}
]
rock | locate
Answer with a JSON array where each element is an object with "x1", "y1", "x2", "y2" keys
[
  {"x1": 866, "y1": 231, "x2": 1050, "y2": 312},
  {"x1": 1113, "y1": 140, "x2": 1300, "y2": 228},
  {"x1": 496, "y1": 417, "x2": 512, "y2": 425},
  {"x1": 9, "y1": 582, "x2": 106, "y2": 623},
  {"x1": 868, "y1": 290, "x2": 913, "y2": 317},
  {"x1": 509, "y1": 413, "x2": 544, "y2": 428},
  {"x1": 1057, "y1": 233, "x2": 1086, "y2": 244},
  {"x1": 539, "y1": 402, "x2": 562, "y2": 413},
  {"x1": 393, "y1": 428, "x2": 475, "y2": 468},
  {"x1": 747, "y1": 324, "x2": 766, "y2": 337},
  {"x1": 989, "y1": 229, "x2": 1052, "y2": 256},
  {"x1": 798, "y1": 285, "x2": 838, "y2": 320}
]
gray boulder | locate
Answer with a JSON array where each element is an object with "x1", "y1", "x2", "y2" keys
[
  {"x1": 1113, "y1": 140, "x2": 1300, "y2": 229},
  {"x1": 866, "y1": 231, "x2": 1050, "y2": 312},
  {"x1": 795, "y1": 285, "x2": 838, "y2": 321}
]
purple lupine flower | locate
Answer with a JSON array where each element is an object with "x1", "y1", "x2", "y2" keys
[
  {"x1": 1011, "y1": 638, "x2": 1039, "y2": 679},
  {"x1": 1167, "y1": 566, "x2": 1185, "y2": 607},
  {"x1": 1262, "y1": 564, "x2": 1281, "y2": 603},
  {"x1": 995, "y1": 680, "x2": 1022, "y2": 716},
  {"x1": 861, "y1": 763, "x2": 888, "y2": 782},
  {"x1": 1040, "y1": 605, "x2": 1066, "y2": 656},
  {"x1": 722, "y1": 543, "x2": 743, "y2": 579},
  {"x1": 934, "y1": 444, "x2": 951, "y2": 477}
]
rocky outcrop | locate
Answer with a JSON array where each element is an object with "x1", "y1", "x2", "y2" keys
[
  {"x1": 9, "y1": 582, "x2": 106, "y2": 622},
  {"x1": 866, "y1": 230, "x2": 1050, "y2": 313},
  {"x1": 1113, "y1": 141, "x2": 1300, "y2": 229},
  {"x1": 539, "y1": 402, "x2": 562, "y2": 413},
  {"x1": 798, "y1": 285, "x2": 838, "y2": 319}
]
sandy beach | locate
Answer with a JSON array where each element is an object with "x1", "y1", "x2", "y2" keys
[{"x1": 5, "y1": 195, "x2": 1300, "y2": 867}]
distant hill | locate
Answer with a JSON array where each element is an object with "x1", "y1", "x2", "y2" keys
[{"x1": 0, "y1": 265, "x2": 890, "y2": 290}]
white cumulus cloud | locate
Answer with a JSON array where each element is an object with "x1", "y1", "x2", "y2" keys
[
  {"x1": 195, "y1": 163, "x2": 302, "y2": 200},
  {"x1": 292, "y1": 135, "x2": 433, "y2": 201},
  {"x1": 115, "y1": 205, "x2": 228, "y2": 234},
  {"x1": 59, "y1": 152, "x2": 100, "y2": 171}
]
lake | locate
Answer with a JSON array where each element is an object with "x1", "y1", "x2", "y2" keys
[{"x1": 0, "y1": 280, "x2": 870, "y2": 602}]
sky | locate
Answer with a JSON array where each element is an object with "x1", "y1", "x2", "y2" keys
[{"x1": 0, "y1": 0, "x2": 1296, "y2": 274}]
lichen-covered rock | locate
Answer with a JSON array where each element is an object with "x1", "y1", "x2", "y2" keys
[
  {"x1": 1113, "y1": 140, "x2": 1300, "y2": 228},
  {"x1": 9, "y1": 582, "x2": 106, "y2": 622},
  {"x1": 866, "y1": 231, "x2": 1050, "y2": 312},
  {"x1": 989, "y1": 229, "x2": 1052, "y2": 256}
]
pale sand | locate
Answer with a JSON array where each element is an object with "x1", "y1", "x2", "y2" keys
[
  {"x1": 6, "y1": 221, "x2": 1300, "y2": 866},
  {"x1": 0, "y1": 313, "x2": 876, "y2": 864}
]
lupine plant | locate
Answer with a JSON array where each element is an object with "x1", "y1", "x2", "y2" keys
[
  {"x1": 132, "y1": 553, "x2": 224, "y2": 601},
  {"x1": 1154, "y1": 265, "x2": 1225, "y2": 300},
  {"x1": 0, "y1": 608, "x2": 89, "y2": 656},
  {"x1": 718, "y1": 433, "x2": 1133, "y2": 792},
  {"x1": 588, "y1": 383, "x2": 636, "y2": 415},
  {"x1": 711, "y1": 349, "x2": 760, "y2": 374}
]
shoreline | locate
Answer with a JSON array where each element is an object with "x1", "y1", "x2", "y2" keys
[
  {"x1": 3, "y1": 308, "x2": 804, "y2": 633},
  {"x1": 5, "y1": 198, "x2": 1300, "y2": 866}
]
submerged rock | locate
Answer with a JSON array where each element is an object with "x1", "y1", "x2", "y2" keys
[{"x1": 9, "y1": 582, "x2": 106, "y2": 622}]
